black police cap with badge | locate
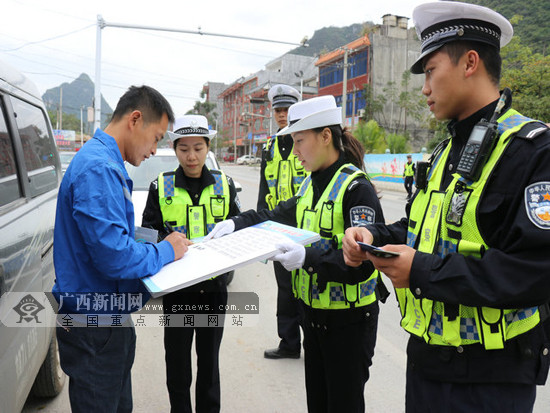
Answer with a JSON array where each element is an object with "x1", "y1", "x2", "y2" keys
[{"x1": 410, "y1": 1, "x2": 513, "y2": 74}]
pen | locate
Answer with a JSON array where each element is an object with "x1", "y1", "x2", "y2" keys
[{"x1": 164, "y1": 221, "x2": 175, "y2": 233}]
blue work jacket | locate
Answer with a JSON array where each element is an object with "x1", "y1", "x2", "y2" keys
[{"x1": 53, "y1": 129, "x2": 174, "y2": 315}]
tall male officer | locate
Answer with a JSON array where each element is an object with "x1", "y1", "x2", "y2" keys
[
  {"x1": 258, "y1": 84, "x2": 307, "y2": 359},
  {"x1": 403, "y1": 154, "x2": 415, "y2": 200},
  {"x1": 342, "y1": 2, "x2": 550, "y2": 412}
]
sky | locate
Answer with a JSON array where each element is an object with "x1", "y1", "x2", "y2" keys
[{"x1": 1, "y1": 0, "x2": 427, "y2": 117}]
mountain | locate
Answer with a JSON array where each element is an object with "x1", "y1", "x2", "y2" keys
[
  {"x1": 465, "y1": 0, "x2": 548, "y2": 55},
  {"x1": 288, "y1": 23, "x2": 372, "y2": 57},
  {"x1": 42, "y1": 73, "x2": 112, "y2": 130},
  {"x1": 289, "y1": 0, "x2": 548, "y2": 58}
]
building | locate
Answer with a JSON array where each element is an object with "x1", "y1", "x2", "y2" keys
[
  {"x1": 315, "y1": 15, "x2": 426, "y2": 139},
  {"x1": 369, "y1": 15, "x2": 425, "y2": 138},
  {"x1": 218, "y1": 54, "x2": 317, "y2": 159},
  {"x1": 316, "y1": 35, "x2": 371, "y2": 128}
]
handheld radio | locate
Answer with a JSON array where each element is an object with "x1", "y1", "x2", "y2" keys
[{"x1": 456, "y1": 88, "x2": 511, "y2": 181}]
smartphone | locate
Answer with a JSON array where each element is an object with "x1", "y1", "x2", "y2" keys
[{"x1": 357, "y1": 241, "x2": 401, "y2": 258}]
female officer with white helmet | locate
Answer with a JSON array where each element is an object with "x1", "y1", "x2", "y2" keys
[
  {"x1": 207, "y1": 96, "x2": 387, "y2": 412},
  {"x1": 141, "y1": 114, "x2": 241, "y2": 413}
]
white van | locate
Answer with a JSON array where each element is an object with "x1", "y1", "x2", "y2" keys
[{"x1": 0, "y1": 60, "x2": 65, "y2": 412}]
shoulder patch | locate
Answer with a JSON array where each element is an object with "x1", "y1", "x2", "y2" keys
[
  {"x1": 516, "y1": 122, "x2": 549, "y2": 140},
  {"x1": 525, "y1": 182, "x2": 550, "y2": 230},
  {"x1": 350, "y1": 206, "x2": 375, "y2": 227}
]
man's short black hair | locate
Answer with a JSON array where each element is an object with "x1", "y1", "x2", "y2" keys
[
  {"x1": 111, "y1": 85, "x2": 175, "y2": 125},
  {"x1": 441, "y1": 41, "x2": 502, "y2": 86}
]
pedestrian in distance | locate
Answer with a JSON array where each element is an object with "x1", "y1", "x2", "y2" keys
[
  {"x1": 403, "y1": 154, "x2": 415, "y2": 200},
  {"x1": 342, "y1": 2, "x2": 550, "y2": 412},
  {"x1": 53, "y1": 85, "x2": 192, "y2": 413},
  {"x1": 206, "y1": 95, "x2": 389, "y2": 413},
  {"x1": 258, "y1": 84, "x2": 308, "y2": 360},
  {"x1": 141, "y1": 115, "x2": 241, "y2": 413}
]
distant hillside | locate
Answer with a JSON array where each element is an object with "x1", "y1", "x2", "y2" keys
[
  {"x1": 451, "y1": 0, "x2": 548, "y2": 54},
  {"x1": 289, "y1": 23, "x2": 373, "y2": 57},
  {"x1": 289, "y1": 0, "x2": 548, "y2": 58},
  {"x1": 42, "y1": 73, "x2": 113, "y2": 129}
]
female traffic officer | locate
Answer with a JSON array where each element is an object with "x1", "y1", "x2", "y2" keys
[
  {"x1": 141, "y1": 114, "x2": 241, "y2": 413},
  {"x1": 206, "y1": 96, "x2": 387, "y2": 413}
]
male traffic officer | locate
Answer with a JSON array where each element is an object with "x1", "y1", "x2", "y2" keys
[
  {"x1": 403, "y1": 154, "x2": 415, "y2": 200},
  {"x1": 342, "y1": 2, "x2": 550, "y2": 412},
  {"x1": 258, "y1": 84, "x2": 307, "y2": 359},
  {"x1": 53, "y1": 86, "x2": 191, "y2": 413}
]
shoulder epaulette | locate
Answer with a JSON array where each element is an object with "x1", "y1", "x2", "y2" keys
[{"x1": 515, "y1": 122, "x2": 549, "y2": 140}]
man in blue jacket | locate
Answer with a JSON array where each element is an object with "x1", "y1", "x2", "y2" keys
[{"x1": 53, "y1": 85, "x2": 190, "y2": 413}]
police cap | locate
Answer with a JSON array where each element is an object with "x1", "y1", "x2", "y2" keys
[
  {"x1": 410, "y1": 1, "x2": 513, "y2": 74},
  {"x1": 268, "y1": 84, "x2": 301, "y2": 109}
]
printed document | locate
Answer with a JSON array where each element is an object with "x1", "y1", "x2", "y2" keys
[{"x1": 141, "y1": 221, "x2": 320, "y2": 297}]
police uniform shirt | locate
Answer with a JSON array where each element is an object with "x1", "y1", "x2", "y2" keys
[
  {"x1": 367, "y1": 96, "x2": 550, "y2": 383},
  {"x1": 239, "y1": 154, "x2": 385, "y2": 287},
  {"x1": 142, "y1": 165, "x2": 241, "y2": 240}
]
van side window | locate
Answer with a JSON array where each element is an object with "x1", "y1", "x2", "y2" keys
[
  {"x1": 0, "y1": 103, "x2": 21, "y2": 206},
  {"x1": 11, "y1": 97, "x2": 58, "y2": 197}
]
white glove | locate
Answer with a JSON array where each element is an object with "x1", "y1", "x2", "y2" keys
[
  {"x1": 204, "y1": 220, "x2": 235, "y2": 241},
  {"x1": 269, "y1": 241, "x2": 306, "y2": 271}
]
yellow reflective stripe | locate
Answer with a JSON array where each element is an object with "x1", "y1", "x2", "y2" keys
[{"x1": 418, "y1": 192, "x2": 445, "y2": 253}]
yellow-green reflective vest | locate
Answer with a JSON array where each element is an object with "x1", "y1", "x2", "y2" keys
[
  {"x1": 158, "y1": 169, "x2": 230, "y2": 240},
  {"x1": 294, "y1": 163, "x2": 380, "y2": 309},
  {"x1": 398, "y1": 109, "x2": 542, "y2": 350},
  {"x1": 404, "y1": 162, "x2": 415, "y2": 177},
  {"x1": 264, "y1": 135, "x2": 308, "y2": 210}
]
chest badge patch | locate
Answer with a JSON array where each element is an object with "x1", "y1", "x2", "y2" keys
[
  {"x1": 350, "y1": 206, "x2": 375, "y2": 227},
  {"x1": 525, "y1": 182, "x2": 550, "y2": 230},
  {"x1": 446, "y1": 187, "x2": 471, "y2": 226}
]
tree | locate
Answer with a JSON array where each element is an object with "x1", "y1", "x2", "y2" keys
[
  {"x1": 48, "y1": 110, "x2": 81, "y2": 131},
  {"x1": 385, "y1": 133, "x2": 410, "y2": 154},
  {"x1": 500, "y1": 26, "x2": 550, "y2": 121},
  {"x1": 353, "y1": 119, "x2": 387, "y2": 154},
  {"x1": 185, "y1": 100, "x2": 218, "y2": 128}
]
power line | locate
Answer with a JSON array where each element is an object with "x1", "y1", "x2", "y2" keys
[{"x1": 1, "y1": 24, "x2": 95, "y2": 51}]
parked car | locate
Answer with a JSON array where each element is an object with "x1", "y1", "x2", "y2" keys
[
  {"x1": 236, "y1": 154, "x2": 260, "y2": 165},
  {"x1": 59, "y1": 151, "x2": 76, "y2": 175},
  {"x1": 223, "y1": 153, "x2": 235, "y2": 162},
  {"x1": 125, "y1": 149, "x2": 241, "y2": 284},
  {"x1": 0, "y1": 59, "x2": 65, "y2": 413}
]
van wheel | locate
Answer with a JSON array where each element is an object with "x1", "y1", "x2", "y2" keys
[{"x1": 32, "y1": 330, "x2": 66, "y2": 397}]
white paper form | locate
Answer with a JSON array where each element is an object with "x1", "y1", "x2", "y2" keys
[{"x1": 141, "y1": 221, "x2": 320, "y2": 297}]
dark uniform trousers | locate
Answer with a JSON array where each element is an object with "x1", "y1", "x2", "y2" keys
[
  {"x1": 406, "y1": 367, "x2": 536, "y2": 413},
  {"x1": 163, "y1": 276, "x2": 228, "y2": 413},
  {"x1": 302, "y1": 302, "x2": 379, "y2": 413},
  {"x1": 404, "y1": 176, "x2": 414, "y2": 198},
  {"x1": 274, "y1": 260, "x2": 303, "y2": 352}
]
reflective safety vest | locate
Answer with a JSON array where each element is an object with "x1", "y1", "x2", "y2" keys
[
  {"x1": 398, "y1": 109, "x2": 542, "y2": 350},
  {"x1": 293, "y1": 163, "x2": 380, "y2": 309},
  {"x1": 158, "y1": 169, "x2": 230, "y2": 240},
  {"x1": 404, "y1": 162, "x2": 415, "y2": 177},
  {"x1": 264, "y1": 135, "x2": 307, "y2": 210}
]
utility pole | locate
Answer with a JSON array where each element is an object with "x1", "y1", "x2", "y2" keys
[
  {"x1": 80, "y1": 106, "x2": 84, "y2": 149},
  {"x1": 233, "y1": 103, "x2": 237, "y2": 163},
  {"x1": 59, "y1": 87, "x2": 63, "y2": 130},
  {"x1": 351, "y1": 85, "x2": 356, "y2": 129},
  {"x1": 341, "y1": 48, "x2": 349, "y2": 126}
]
